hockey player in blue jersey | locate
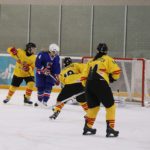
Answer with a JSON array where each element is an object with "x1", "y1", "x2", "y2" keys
[{"x1": 34, "y1": 43, "x2": 61, "y2": 107}]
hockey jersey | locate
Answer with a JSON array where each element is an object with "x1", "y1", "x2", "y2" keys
[
  {"x1": 59, "y1": 63, "x2": 86, "y2": 85},
  {"x1": 7, "y1": 47, "x2": 36, "y2": 77},
  {"x1": 35, "y1": 51, "x2": 60, "y2": 86},
  {"x1": 81, "y1": 55, "x2": 121, "y2": 86}
]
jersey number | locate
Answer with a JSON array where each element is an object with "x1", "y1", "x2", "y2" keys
[{"x1": 64, "y1": 70, "x2": 74, "y2": 77}]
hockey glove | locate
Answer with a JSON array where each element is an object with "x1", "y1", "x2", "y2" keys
[
  {"x1": 109, "y1": 74, "x2": 116, "y2": 83},
  {"x1": 42, "y1": 67, "x2": 51, "y2": 76},
  {"x1": 10, "y1": 47, "x2": 18, "y2": 55},
  {"x1": 22, "y1": 64, "x2": 30, "y2": 72}
]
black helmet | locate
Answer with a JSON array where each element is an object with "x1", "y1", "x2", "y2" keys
[
  {"x1": 97, "y1": 43, "x2": 108, "y2": 54},
  {"x1": 64, "y1": 57, "x2": 72, "y2": 67},
  {"x1": 25, "y1": 42, "x2": 36, "y2": 56},
  {"x1": 26, "y1": 42, "x2": 36, "y2": 50}
]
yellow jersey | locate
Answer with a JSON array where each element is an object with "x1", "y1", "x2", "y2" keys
[
  {"x1": 59, "y1": 63, "x2": 87, "y2": 85},
  {"x1": 7, "y1": 47, "x2": 36, "y2": 77},
  {"x1": 81, "y1": 55, "x2": 121, "y2": 86}
]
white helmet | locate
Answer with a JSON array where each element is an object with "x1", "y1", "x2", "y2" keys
[{"x1": 49, "y1": 43, "x2": 60, "y2": 53}]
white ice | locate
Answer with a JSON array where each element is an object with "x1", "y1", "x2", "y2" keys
[{"x1": 0, "y1": 89, "x2": 150, "y2": 150}]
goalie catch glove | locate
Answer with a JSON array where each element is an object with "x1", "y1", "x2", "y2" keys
[{"x1": 109, "y1": 74, "x2": 116, "y2": 83}]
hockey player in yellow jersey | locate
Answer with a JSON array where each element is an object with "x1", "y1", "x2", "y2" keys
[
  {"x1": 49, "y1": 57, "x2": 88, "y2": 119},
  {"x1": 3, "y1": 43, "x2": 37, "y2": 105},
  {"x1": 81, "y1": 43, "x2": 121, "y2": 137}
]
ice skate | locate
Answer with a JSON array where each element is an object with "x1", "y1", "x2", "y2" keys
[
  {"x1": 49, "y1": 111, "x2": 60, "y2": 120},
  {"x1": 106, "y1": 126, "x2": 119, "y2": 137},
  {"x1": 34, "y1": 101, "x2": 48, "y2": 108},
  {"x1": 3, "y1": 99, "x2": 10, "y2": 104},
  {"x1": 83, "y1": 122, "x2": 96, "y2": 135},
  {"x1": 24, "y1": 95, "x2": 33, "y2": 105},
  {"x1": 43, "y1": 101, "x2": 48, "y2": 107}
]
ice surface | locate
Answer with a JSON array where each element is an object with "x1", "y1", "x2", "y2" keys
[{"x1": 0, "y1": 89, "x2": 150, "y2": 150}]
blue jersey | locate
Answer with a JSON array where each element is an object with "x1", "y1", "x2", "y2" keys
[{"x1": 35, "y1": 51, "x2": 60, "y2": 87}]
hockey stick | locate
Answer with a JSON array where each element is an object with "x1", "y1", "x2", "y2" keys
[
  {"x1": 48, "y1": 91, "x2": 85, "y2": 109},
  {"x1": 48, "y1": 73, "x2": 57, "y2": 82}
]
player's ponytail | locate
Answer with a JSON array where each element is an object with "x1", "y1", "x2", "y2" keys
[{"x1": 93, "y1": 52, "x2": 104, "y2": 61}]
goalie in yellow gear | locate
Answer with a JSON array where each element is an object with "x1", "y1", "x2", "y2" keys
[{"x1": 3, "y1": 43, "x2": 36, "y2": 105}]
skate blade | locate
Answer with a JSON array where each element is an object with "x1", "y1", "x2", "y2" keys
[
  {"x1": 83, "y1": 130, "x2": 96, "y2": 135},
  {"x1": 106, "y1": 133, "x2": 119, "y2": 137},
  {"x1": 83, "y1": 132, "x2": 96, "y2": 135},
  {"x1": 49, "y1": 116, "x2": 56, "y2": 120}
]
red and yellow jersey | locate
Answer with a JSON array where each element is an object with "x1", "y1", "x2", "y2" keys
[
  {"x1": 7, "y1": 47, "x2": 36, "y2": 77},
  {"x1": 81, "y1": 55, "x2": 121, "y2": 86},
  {"x1": 59, "y1": 63, "x2": 87, "y2": 85}
]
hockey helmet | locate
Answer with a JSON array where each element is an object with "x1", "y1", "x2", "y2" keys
[
  {"x1": 25, "y1": 42, "x2": 36, "y2": 56},
  {"x1": 26, "y1": 42, "x2": 36, "y2": 50},
  {"x1": 97, "y1": 43, "x2": 108, "y2": 54},
  {"x1": 49, "y1": 43, "x2": 60, "y2": 53},
  {"x1": 63, "y1": 57, "x2": 72, "y2": 67}
]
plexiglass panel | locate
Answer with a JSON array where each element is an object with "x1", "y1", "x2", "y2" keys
[
  {"x1": 0, "y1": 4, "x2": 28, "y2": 52},
  {"x1": 30, "y1": 5, "x2": 59, "y2": 52},
  {"x1": 126, "y1": 6, "x2": 150, "y2": 59},
  {"x1": 93, "y1": 6, "x2": 124, "y2": 57},
  {"x1": 61, "y1": 5, "x2": 91, "y2": 56}
]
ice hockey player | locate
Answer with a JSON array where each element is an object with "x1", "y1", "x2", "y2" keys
[
  {"x1": 49, "y1": 57, "x2": 88, "y2": 120},
  {"x1": 3, "y1": 43, "x2": 37, "y2": 105},
  {"x1": 34, "y1": 43, "x2": 60, "y2": 107},
  {"x1": 81, "y1": 43, "x2": 121, "y2": 137}
]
